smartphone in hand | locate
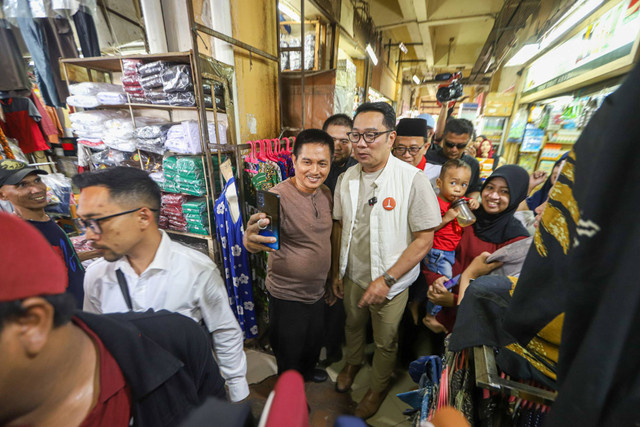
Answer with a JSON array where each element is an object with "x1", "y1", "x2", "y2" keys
[{"x1": 256, "y1": 190, "x2": 280, "y2": 250}]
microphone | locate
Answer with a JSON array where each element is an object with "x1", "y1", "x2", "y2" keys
[{"x1": 368, "y1": 197, "x2": 377, "y2": 207}]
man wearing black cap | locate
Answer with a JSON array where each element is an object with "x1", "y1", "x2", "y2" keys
[
  {"x1": 393, "y1": 118, "x2": 433, "y2": 171},
  {"x1": 0, "y1": 159, "x2": 85, "y2": 306}
]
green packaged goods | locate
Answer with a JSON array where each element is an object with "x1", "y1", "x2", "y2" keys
[
  {"x1": 163, "y1": 155, "x2": 178, "y2": 171},
  {"x1": 182, "y1": 198, "x2": 208, "y2": 214},
  {"x1": 187, "y1": 223, "x2": 209, "y2": 235},
  {"x1": 177, "y1": 156, "x2": 204, "y2": 179},
  {"x1": 185, "y1": 212, "x2": 208, "y2": 224}
]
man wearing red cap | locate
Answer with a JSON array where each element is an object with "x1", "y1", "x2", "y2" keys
[
  {"x1": 0, "y1": 213, "x2": 226, "y2": 427},
  {"x1": 0, "y1": 159, "x2": 85, "y2": 306}
]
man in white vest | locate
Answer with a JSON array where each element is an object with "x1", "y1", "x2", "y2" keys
[{"x1": 331, "y1": 102, "x2": 441, "y2": 419}]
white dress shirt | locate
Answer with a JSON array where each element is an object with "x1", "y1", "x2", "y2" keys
[{"x1": 83, "y1": 230, "x2": 249, "y2": 401}]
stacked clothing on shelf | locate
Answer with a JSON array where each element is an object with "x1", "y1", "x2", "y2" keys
[
  {"x1": 121, "y1": 59, "x2": 145, "y2": 103},
  {"x1": 138, "y1": 61, "x2": 196, "y2": 106},
  {"x1": 182, "y1": 198, "x2": 210, "y2": 235},
  {"x1": 162, "y1": 155, "x2": 207, "y2": 196},
  {"x1": 135, "y1": 121, "x2": 174, "y2": 155},
  {"x1": 166, "y1": 121, "x2": 202, "y2": 154},
  {"x1": 67, "y1": 82, "x2": 126, "y2": 107},
  {"x1": 160, "y1": 192, "x2": 190, "y2": 232},
  {"x1": 70, "y1": 109, "x2": 127, "y2": 149},
  {"x1": 103, "y1": 116, "x2": 164, "y2": 153}
]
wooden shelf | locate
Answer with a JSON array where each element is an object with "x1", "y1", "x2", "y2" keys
[{"x1": 93, "y1": 103, "x2": 225, "y2": 114}]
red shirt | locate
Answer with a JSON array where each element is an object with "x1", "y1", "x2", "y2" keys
[
  {"x1": 433, "y1": 196, "x2": 463, "y2": 251},
  {"x1": 74, "y1": 317, "x2": 132, "y2": 427},
  {"x1": 417, "y1": 155, "x2": 427, "y2": 171}
]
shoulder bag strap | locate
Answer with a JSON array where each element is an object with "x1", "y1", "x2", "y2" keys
[{"x1": 115, "y1": 268, "x2": 133, "y2": 311}]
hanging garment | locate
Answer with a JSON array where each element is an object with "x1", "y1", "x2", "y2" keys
[
  {"x1": 73, "y1": 5, "x2": 100, "y2": 57},
  {"x1": 214, "y1": 176, "x2": 258, "y2": 339},
  {"x1": 30, "y1": 90, "x2": 60, "y2": 143},
  {"x1": 0, "y1": 97, "x2": 50, "y2": 154},
  {"x1": 0, "y1": 19, "x2": 31, "y2": 92}
]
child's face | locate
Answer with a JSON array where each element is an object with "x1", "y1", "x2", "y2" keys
[{"x1": 437, "y1": 167, "x2": 471, "y2": 203}]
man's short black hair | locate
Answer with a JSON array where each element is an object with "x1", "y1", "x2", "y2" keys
[
  {"x1": 440, "y1": 159, "x2": 472, "y2": 179},
  {"x1": 72, "y1": 167, "x2": 161, "y2": 221},
  {"x1": 444, "y1": 118, "x2": 474, "y2": 138},
  {"x1": 293, "y1": 129, "x2": 335, "y2": 159},
  {"x1": 322, "y1": 114, "x2": 353, "y2": 131},
  {"x1": 354, "y1": 102, "x2": 396, "y2": 130},
  {"x1": 0, "y1": 293, "x2": 76, "y2": 332}
]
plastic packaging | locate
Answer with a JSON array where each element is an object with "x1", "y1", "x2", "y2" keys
[
  {"x1": 177, "y1": 156, "x2": 205, "y2": 179},
  {"x1": 161, "y1": 65, "x2": 193, "y2": 93},
  {"x1": 136, "y1": 137, "x2": 165, "y2": 155},
  {"x1": 135, "y1": 122, "x2": 173, "y2": 139},
  {"x1": 69, "y1": 82, "x2": 123, "y2": 96},
  {"x1": 103, "y1": 135, "x2": 136, "y2": 152},
  {"x1": 66, "y1": 95, "x2": 100, "y2": 108},
  {"x1": 96, "y1": 91, "x2": 127, "y2": 105},
  {"x1": 42, "y1": 173, "x2": 72, "y2": 215},
  {"x1": 182, "y1": 198, "x2": 208, "y2": 214},
  {"x1": 138, "y1": 61, "x2": 172, "y2": 77},
  {"x1": 165, "y1": 121, "x2": 202, "y2": 154},
  {"x1": 139, "y1": 73, "x2": 163, "y2": 89},
  {"x1": 122, "y1": 59, "x2": 142, "y2": 76}
]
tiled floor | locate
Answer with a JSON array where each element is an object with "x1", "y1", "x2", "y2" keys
[{"x1": 247, "y1": 319, "x2": 440, "y2": 426}]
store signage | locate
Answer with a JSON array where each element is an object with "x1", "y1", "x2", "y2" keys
[
  {"x1": 484, "y1": 92, "x2": 516, "y2": 117},
  {"x1": 523, "y1": 0, "x2": 640, "y2": 96}
]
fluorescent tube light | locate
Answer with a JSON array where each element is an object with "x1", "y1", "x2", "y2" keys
[
  {"x1": 505, "y1": 44, "x2": 539, "y2": 67},
  {"x1": 278, "y1": 3, "x2": 301, "y2": 22},
  {"x1": 412, "y1": 75, "x2": 421, "y2": 85},
  {"x1": 366, "y1": 44, "x2": 378, "y2": 66},
  {"x1": 539, "y1": 0, "x2": 604, "y2": 50},
  {"x1": 399, "y1": 42, "x2": 408, "y2": 54}
]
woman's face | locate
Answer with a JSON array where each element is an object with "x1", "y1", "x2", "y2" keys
[
  {"x1": 480, "y1": 139, "x2": 492, "y2": 155},
  {"x1": 481, "y1": 177, "x2": 510, "y2": 214},
  {"x1": 550, "y1": 160, "x2": 565, "y2": 185}
]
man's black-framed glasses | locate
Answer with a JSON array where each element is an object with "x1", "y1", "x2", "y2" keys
[
  {"x1": 74, "y1": 207, "x2": 158, "y2": 235},
  {"x1": 332, "y1": 137, "x2": 350, "y2": 145},
  {"x1": 444, "y1": 140, "x2": 468, "y2": 150},
  {"x1": 393, "y1": 144, "x2": 425, "y2": 156},
  {"x1": 347, "y1": 129, "x2": 393, "y2": 144}
]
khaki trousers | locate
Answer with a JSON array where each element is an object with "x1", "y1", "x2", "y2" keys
[{"x1": 343, "y1": 277, "x2": 409, "y2": 392}]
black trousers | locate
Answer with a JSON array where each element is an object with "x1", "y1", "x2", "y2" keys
[
  {"x1": 323, "y1": 298, "x2": 345, "y2": 360},
  {"x1": 269, "y1": 295, "x2": 324, "y2": 376}
]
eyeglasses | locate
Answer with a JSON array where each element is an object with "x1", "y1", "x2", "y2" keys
[
  {"x1": 74, "y1": 207, "x2": 158, "y2": 235},
  {"x1": 347, "y1": 130, "x2": 393, "y2": 144},
  {"x1": 444, "y1": 140, "x2": 468, "y2": 150},
  {"x1": 393, "y1": 144, "x2": 425, "y2": 156},
  {"x1": 331, "y1": 137, "x2": 350, "y2": 145}
]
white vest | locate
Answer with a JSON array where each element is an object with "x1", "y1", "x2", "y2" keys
[{"x1": 338, "y1": 154, "x2": 421, "y2": 299}]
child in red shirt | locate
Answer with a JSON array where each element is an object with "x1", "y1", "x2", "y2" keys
[{"x1": 423, "y1": 160, "x2": 479, "y2": 325}]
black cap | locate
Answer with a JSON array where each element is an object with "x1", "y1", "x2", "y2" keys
[
  {"x1": 396, "y1": 118, "x2": 428, "y2": 137},
  {"x1": 0, "y1": 159, "x2": 47, "y2": 187}
]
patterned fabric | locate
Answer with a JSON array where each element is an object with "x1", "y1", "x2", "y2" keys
[{"x1": 214, "y1": 177, "x2": 258, "y2": 339}]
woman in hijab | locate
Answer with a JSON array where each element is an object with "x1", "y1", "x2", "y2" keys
[{"x1": 423, "y1": 165, "x2": 531, "y2": 333}]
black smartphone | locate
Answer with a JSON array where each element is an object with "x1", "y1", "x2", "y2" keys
[{"x1": 256, "y1": 190, "x2": 280, "y2": 250}]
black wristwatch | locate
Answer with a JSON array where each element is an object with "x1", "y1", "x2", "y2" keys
[{"x1": 382, "y1": 271, "x2": 397, "y2": 288}]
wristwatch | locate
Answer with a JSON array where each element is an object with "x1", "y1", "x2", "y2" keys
[{"x1": 382, "y1": 271, "x2": 397, "y2": 288}]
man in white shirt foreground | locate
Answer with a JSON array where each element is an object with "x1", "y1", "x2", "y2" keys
[{"x1": 72, "y1": 167, "x2": 249, "y2": 402}]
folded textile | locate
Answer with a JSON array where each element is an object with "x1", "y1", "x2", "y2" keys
[
  {"x1": 103, "y1": 135, "x2": 136, "y2": 152},
  {"x1": 96, "y1": 91, "x2": 127, "y2": 105},
  {"x1": 140, "y1": 73, "x2": 163, "y2": 89},
  {"x1": 66, "y1": 95, "x2": 100, "y2": 108},
  {"x1": 135, "y1": 122, "x2": 174, "y2": 139},
  {"x1": 161, "y1": 65, "x2": 193, "y2": 92},
  {"x1": 136, "y1": 137, "x2": 165, "y2": 155},
  {"x1": 165, "y1": 121, "x2": 202, "y2": 154},
  {"x1": 138, "y1": 61, "x2": 173, "y2": 77},
  {"x1": 69, "y1": 82, "x2": 123, "y2": 96},
  {"x1": 77, "y1": 138, "x2": 105, "y2": 149},
  {"x1": 122, "y1": 59, "x2": 142, "y2": 76}
]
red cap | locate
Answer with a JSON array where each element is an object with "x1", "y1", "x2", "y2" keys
[{"x1": 0, "y1": 213, "x2": 67, "y2": 301}]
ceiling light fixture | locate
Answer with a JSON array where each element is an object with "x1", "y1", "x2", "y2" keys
[
  {"x1": 412, "y1": 75, "x2": 421, "y2": 85},
  {"x1": 505, "y1": 43, "x2": 539, "y2": 67},
  {"x1": 539, "y1": 0, "x2": 604, "y2": 50},
  {"x1": 278, "y1": 3, "x2": 301, "y2": 23},
  {"x1": 399, "y1": 42, "x2": 408, "y2": 54},
  {"x1": 366, "y1": 44, "x2": 378, "y2": 66}
]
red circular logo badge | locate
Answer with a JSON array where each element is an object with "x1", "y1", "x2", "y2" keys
[{"x1": 383, "y1": 197, "x2": 396, "y2": 211}]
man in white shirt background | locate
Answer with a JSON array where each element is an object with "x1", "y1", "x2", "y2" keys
[{"x1": 72, "y1": 167, "x2": 249, "y2": 402}]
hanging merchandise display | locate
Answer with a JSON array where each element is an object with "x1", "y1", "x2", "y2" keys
[
  {"x1": 0, "y1": 97, "x2": 50, "y2": 154},
  {"x1": 215, "y1": 176, "x2": 258, "y2": 340},
  {"x1": 0, "y1": 18, "x2": 31, "y2": 93}
]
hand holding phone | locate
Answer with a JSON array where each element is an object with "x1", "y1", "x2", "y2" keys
[{"x1": 256, "y1": 191, "x2": 280, "y2": 251}]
